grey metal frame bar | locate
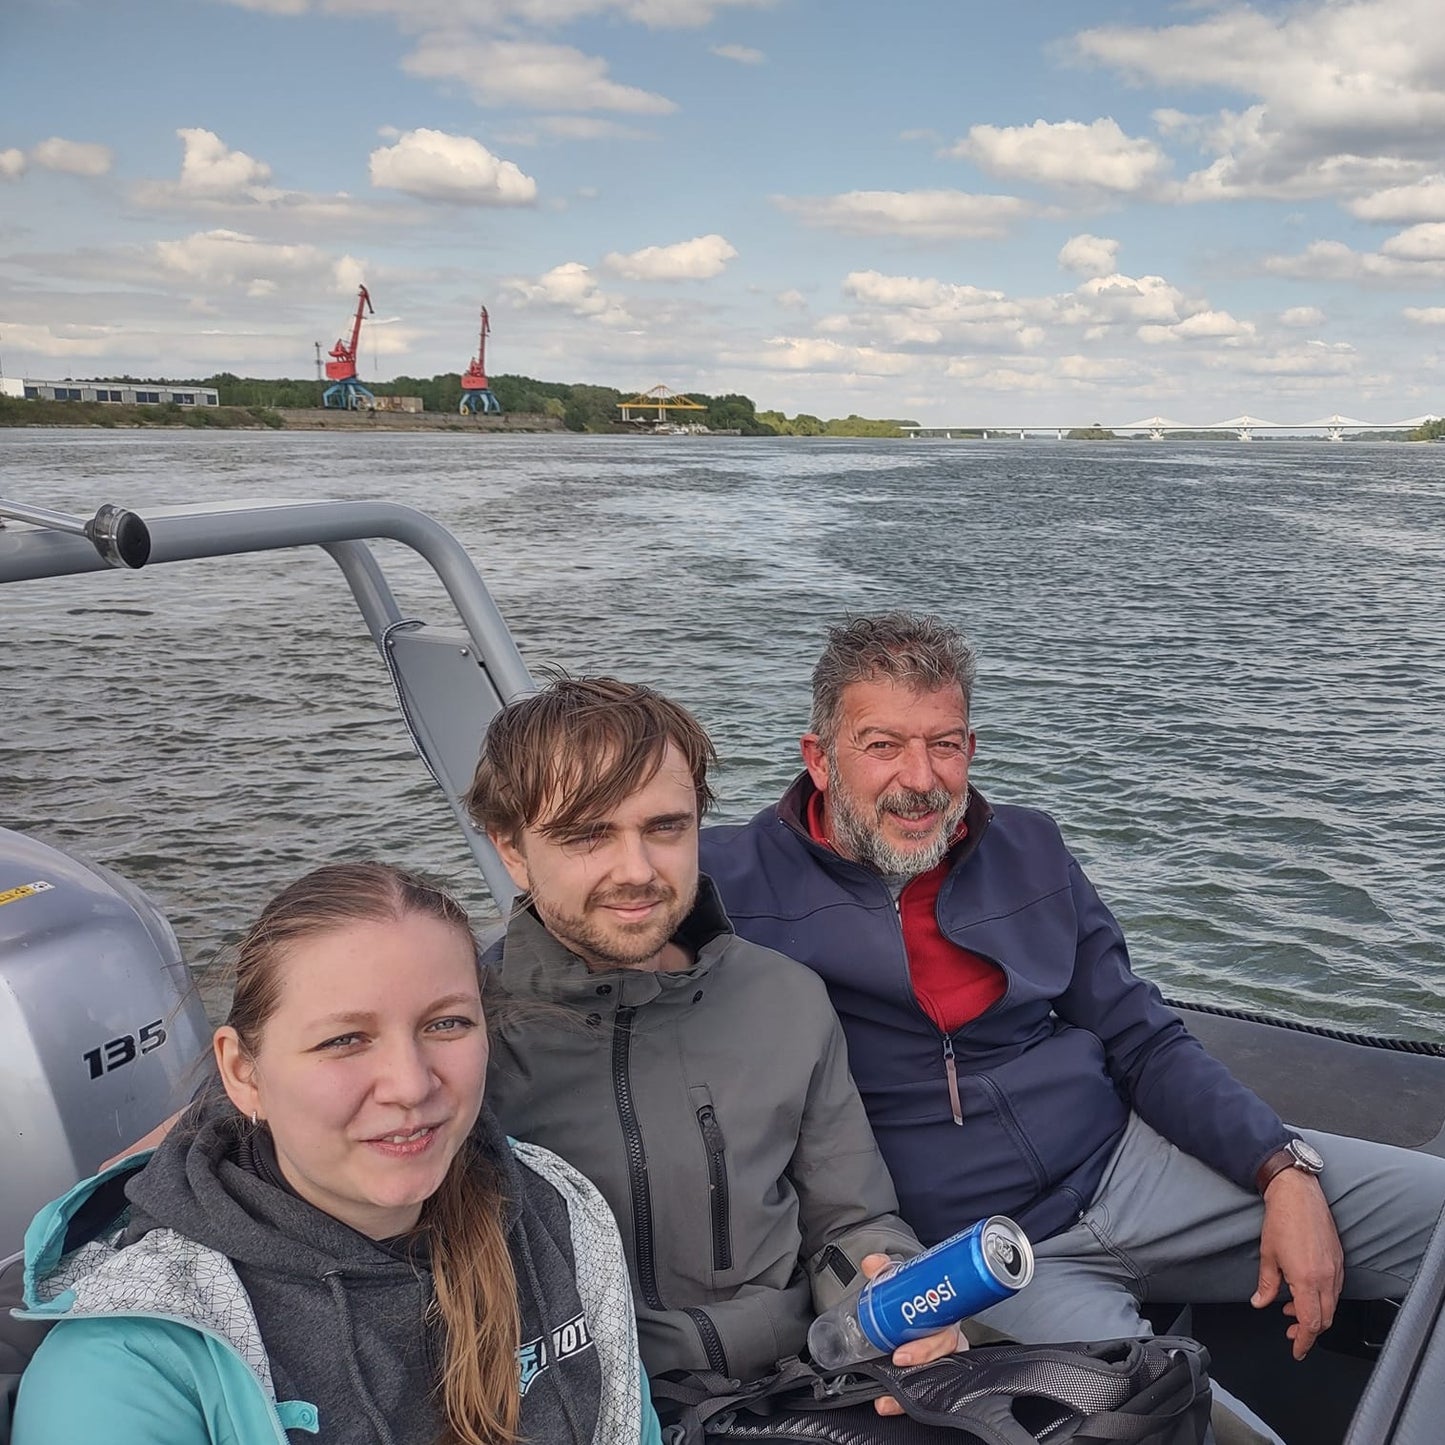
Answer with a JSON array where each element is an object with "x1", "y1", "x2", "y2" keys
[{"x1": 0, "y1": 498, "x2": 533, "y2": 903}]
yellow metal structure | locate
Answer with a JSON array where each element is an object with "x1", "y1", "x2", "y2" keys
[{"x1": 618, "y1": 385, "x2": 708, "y2": 423}]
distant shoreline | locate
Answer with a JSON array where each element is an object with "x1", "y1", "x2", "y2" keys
[{"x1": 0, "y1": 399, "x2": 569, "y2": 433}]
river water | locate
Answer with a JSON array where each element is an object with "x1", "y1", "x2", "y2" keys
[{"x1": 3, "y1": 428, "x2": 1443, "y2": 1035}]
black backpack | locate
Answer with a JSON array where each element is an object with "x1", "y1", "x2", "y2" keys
[{"x1": 654, "y1": 1336, "x2": 1212, "y2": 1445}]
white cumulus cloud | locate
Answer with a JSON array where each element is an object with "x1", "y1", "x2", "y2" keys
[
  {"x1": 176, "y1": 128, "x2": 272, "y2": 194},
  {"x1": 836, "y1": 272, "x2": 1045, "y2": 353},
  {"x1": 403, "y1": 37, "x2": 676, "y2": 113},
  {"x1": 0, "y1": 321, "x2": 115, "y2": 357},
  {"x1": 0, "y1": 148, "x2": 27, "y2": 181},
  {"x1": 31, "y1": 137, "x2": 114, "y2": 176},
  {"x1": 369, "y1": 129, "x2": 537, "y2": 205},
  {"x1": 153, "y1": 228, "x2": 364, "y2": 295},
  {"x1": 758, "y1": 337, "x2": 916, "y2": 375},
  {"x1": 1266, "y1": 236, "x2": 1445, "y2": 282},
  {"x1": 1066, "y1": 273, "x2": 1200, "y2": 328},
  {"x1": 711, "y1": 43, "x2": 763, "y2": 63},
  {"x1": 1075, "y1": 2, "x2": 1445, "y2": 203},
  {"x1": 1280, "y1": 306, "x2": 1326, "y2": 327},
  {"x1": 776, "y1": 189, "x2": 1031, "y2": 240},
  {"x1": 1058, "y1": 234, "x2": 1121, "y2": 278},
  {"x1": 1138, "y1": 310, "x2": 1256, "y2": 345},
  {"x1": 1379, "y1": 223, "x2": 1445, "y2": 261},
  {"x1": 602, "y1": 234, "x2": 736, "y2": 280},
  {"x1": 508, "y1": 260, "x2": 631, "y2": 323},
  {"x1": 950, "y1": 118, "x2": 1168, "y2": 193},
  {"x1": 1349, "y1": 175, "x2": 1445, "y2": 223},
  {"x1": 1404, "y1": 307, "x2": 1445, "y2": 324}
]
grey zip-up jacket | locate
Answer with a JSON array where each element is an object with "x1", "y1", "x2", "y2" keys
[
  {"x1": 9, "y1": 1102, "x2": 660, "y2": 1445},
  {"x1": 484, "y1": 879, "x2": 922, "y2": 1385}
]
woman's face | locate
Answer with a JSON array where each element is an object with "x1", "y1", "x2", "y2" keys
[{"x1": 215, "y1": 910, "x2": 488, "y2": 1239}]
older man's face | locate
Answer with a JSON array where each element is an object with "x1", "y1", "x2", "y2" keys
[{"x1": 802, "y1": 678, "x2": 974, "y2": 878}]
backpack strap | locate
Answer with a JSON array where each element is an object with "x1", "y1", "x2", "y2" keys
[
  {"x1": 1070, "y1": 1340, "x2": 1211, "y2": 1444},
  {"x1": 847, "y1": 1337, "x2": 1211, "y2": 1445},
  {"x1": 654, "y1": 1356, "x2": 886, "y2": 1441}
]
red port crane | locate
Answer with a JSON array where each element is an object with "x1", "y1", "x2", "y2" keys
[
  {"x1": 321, "y1": 285, "x2": 375, "y2": 409},
  {"x1": 459, "y1": 305, "x2": 502, "y2": 415}
]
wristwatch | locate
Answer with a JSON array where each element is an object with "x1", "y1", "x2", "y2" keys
[{"x1": 1256, "y1": 1137, "x2": 1326, "y2": 1195}]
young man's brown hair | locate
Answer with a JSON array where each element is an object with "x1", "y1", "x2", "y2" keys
[{"x1": 465, "y1": 673, "x2": 717, "y2": 842}]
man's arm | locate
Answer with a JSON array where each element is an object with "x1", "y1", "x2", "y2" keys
[
  {"x1": 1057, "y1": 854, "x2": 1343, "y2": 1355},
  {"x1": 789, "y1": 1017, "x2": 964, "y2": 1407},
  {"x1": 1055, "y1": 855, "x2": 1292, "y2": 1189},
  {"x1": 789, "y1": 1011, "x2": 922, "y2": 1304}
]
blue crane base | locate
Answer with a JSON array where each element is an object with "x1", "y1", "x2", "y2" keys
[
  {"x1": 460, "y1": 389, "x2": 502, "y2": 415},
  {"x1": 322, "y1": 380, "x2": 375, "y2": 410}
]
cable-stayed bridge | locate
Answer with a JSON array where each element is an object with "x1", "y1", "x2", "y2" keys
[{"x1": 902, "y1": 413, "x2": 1440, "y2": 442}]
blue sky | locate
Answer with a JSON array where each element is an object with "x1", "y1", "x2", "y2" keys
[{"x1": 4, "y1": 0, "x2": 1445, "y2": 425}]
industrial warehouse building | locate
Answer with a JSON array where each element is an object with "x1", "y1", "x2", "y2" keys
[{"x1": 21, "y1": 380, "x2": 220, "y2": 407}]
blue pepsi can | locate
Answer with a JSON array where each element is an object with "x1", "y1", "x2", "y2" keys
[{"x1": 855, "y1": 1215, "x2": 1033, "y2": 1353}]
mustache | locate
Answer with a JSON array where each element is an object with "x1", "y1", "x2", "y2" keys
[
  {"x1": 876, "y1": 787, "x2": 954, "y2": 820},
  {"x1": 590, "y1": 883, "x2": 676, "y2": 909}
]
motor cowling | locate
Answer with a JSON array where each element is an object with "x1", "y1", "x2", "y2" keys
[{"x1": 0, "y1": 827, "x2": 209, "y2": 1255}]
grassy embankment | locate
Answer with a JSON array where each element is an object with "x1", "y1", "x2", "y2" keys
[
  {"x1": 2, "y1": 374, "x2": 918, "y2": 437},
  {"x1": 0, "y1": 395, "x2": 284, "y2": 429}
]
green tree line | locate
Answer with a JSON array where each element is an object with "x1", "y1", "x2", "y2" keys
[{"x1": 198, "y1": 373, "x2": 913, "y2": 436}]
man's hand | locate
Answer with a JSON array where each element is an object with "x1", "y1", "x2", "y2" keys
[
  {"x1": 855, "y1": 1253, "x2": 967, "y2": 1418},
  {"x1": 1251, "y1": 1169, "x2": 1344, "y2": 1360}
]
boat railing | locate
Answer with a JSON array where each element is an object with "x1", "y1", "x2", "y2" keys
[{"x1": 0, "y1": 497, "x2": 530, "y2": 907}]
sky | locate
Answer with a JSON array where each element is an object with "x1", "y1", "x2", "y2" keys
[{"x1": 4, "y1": 0, "x2": 1445, "y2": 427}]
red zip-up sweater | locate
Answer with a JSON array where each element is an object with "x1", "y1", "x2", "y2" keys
[{"x1": 805, "y1": 790, "x2": 1006, "y2": 1032}]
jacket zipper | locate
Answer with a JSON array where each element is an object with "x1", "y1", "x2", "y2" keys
[
  {"x1": 885, "y1": 887, "x2": 970, "y2": 1127},
  {"x1": 941, "y1": 1036, "x2": 964, "y2": 1126},
  {"x1": 876, "y1": 817, "x2": 1006, "y2": 1130},
  {"x1": 695, "y1": 1105, "x2": 733, "y2": 1272},
  {"x1": 611, "y1": 1005, "x2": 665, "y2": 1310},
  {"x1": 683, "y1": 1306, "x2": 732, "y2": 1376}
]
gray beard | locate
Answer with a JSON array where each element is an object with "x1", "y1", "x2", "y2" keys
[{"x1": 826, "y1": 768, "x2": 969, "y2": 880}]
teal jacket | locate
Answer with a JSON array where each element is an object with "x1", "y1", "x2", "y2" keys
[{"x1": 11, "y1": 1147, "x2": 663, "y2": 1445}]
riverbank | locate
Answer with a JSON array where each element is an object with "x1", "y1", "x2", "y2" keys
[
  {"x1": 274, "y1": 408, "x2": 564, "y2": 432},
  {"x1": 0, "y1": 396, "x2": 565, "y2": 431}
]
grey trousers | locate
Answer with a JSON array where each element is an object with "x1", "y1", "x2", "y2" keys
[{"x1": 974, "y1": 1112, "x2": 1445, "y2": 1443}]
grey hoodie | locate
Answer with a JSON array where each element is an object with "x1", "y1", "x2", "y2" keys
[
  {"x1": 485, "y1": 880, "x2": 922, "y2": 1385},
  {"x1": 118, "y1": 1096, "x2": 610, "y2": 1444}
]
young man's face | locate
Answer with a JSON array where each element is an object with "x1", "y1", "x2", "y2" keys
[{"x1": 493, "y1": 741, "x2": 700, "y2": 971}]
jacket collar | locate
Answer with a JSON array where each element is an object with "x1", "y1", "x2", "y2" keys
[
  {"x1": 496, "y1": 874, "x2": 735, "y2": 1009},
  {"x1": 774, "y1": 772, "x2": 994, "y2": 877}
]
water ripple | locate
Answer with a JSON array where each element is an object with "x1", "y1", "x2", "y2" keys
[{"x1": 2, "y1": 430, "x2": 1442, "y2": 1036}]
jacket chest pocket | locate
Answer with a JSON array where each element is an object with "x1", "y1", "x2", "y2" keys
[{"x1": 689, "y1": 1085, "x2": 732, "y2": 1273}]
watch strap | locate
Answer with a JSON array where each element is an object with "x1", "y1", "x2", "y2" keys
[
  {"x1": 1256, "y1": 1139, "x2": 1322, "y2": 1195},
  {"x1": 1256, "y1": 1147, "x2": 1298, "y2": 1195}
]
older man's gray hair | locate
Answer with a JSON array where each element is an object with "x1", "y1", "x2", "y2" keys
[{"x1": 809, "y1": 612, "x2": 977, "y2": 744}]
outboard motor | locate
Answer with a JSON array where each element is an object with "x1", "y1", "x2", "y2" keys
[{"x1": 0, "y1": 827, "x2": 209, "y2": 1255}]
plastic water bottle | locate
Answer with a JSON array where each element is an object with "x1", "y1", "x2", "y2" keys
[{"x1": 808, "y1": 1215, "x2": 1034, "y2": 1370}]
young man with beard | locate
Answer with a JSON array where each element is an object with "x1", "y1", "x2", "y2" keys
[
  {"x1": 699, "y1": 613, "x2": 1445, "y2": 1385},
  {"x1": 465, "y1": 675, "x2": 961, "y2": 1416}
]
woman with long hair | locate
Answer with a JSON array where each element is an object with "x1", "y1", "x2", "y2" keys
[{"x1": 12, "y1": 862, "x2": 660, "y2": 1445}]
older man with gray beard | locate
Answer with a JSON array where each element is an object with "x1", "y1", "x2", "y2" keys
[{"x1": 700, "y1": 611, "x2": 1445, "y2": 1444}]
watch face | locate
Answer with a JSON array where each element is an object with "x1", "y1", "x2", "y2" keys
[{"x1": 1290, "y1": 1139, "x2": 1325, "y2": 1173}]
